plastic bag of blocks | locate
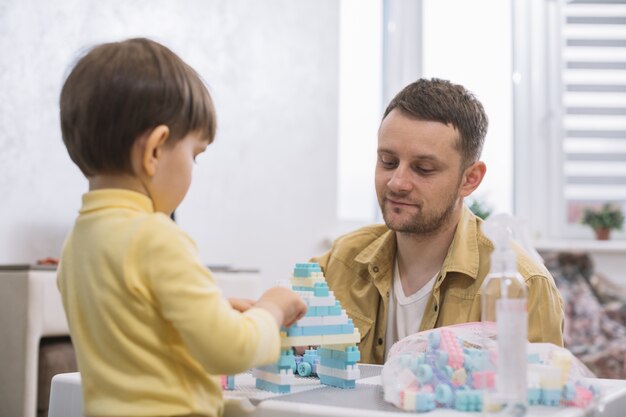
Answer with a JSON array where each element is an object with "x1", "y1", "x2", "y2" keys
[{"x1": 381, "y1": 323, "x2": 600, "y2": 413}]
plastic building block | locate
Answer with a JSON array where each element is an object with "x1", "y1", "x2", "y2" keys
[
  {"x1": 454, "y1": 390, "x2": 482, "y2": 412},
  {"x1": 220, "y1": 375, "x2": 235, "y2": 390},
  {"x1": 319, "y1": 374, "x2": 356, "y2": 389},
  {"x1": 255, "y1": 378, "x2": 291, "y2": 393}
]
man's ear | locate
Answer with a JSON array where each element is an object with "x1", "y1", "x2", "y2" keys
[
  {"x1": 459, "y1": 161, "x2": 486, "y2": 198},
  {"x1": 141, "y1": 125, "x2": 170, "y2": 177}
]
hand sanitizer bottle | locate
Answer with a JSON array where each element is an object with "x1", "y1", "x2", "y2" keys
[{"x1": 480, "y1": 214, "x2": 528, "y2": 416}]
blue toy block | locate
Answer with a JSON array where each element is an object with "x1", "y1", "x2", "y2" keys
[
  {"x1": 435, "y1": 384, "x2": 453, "y2": 406},
  {"x1": 317, "y1": 346, "x2": 360, "y2": 364},
  {"x1": 428, "y1": 331, "x2": 441, "y2": 350},
  {"x1": 313, "y1": 282, "x2": 330, "y2": 297},
  {"x1": 327, "y1": 302, "x2": 342, "y2": 315},
  {"x1": 341, "y1": 323, "x2": 355, "y2": 334},
  {"x1": 542, "y1": 389, "x2": 561, "y2": 406},
  {"x1": 316, "y1": 306, "x2": 329, "y2": 316},
  {"x1": 414, "y1": 392, "x2": 436, "y2": 412},
  {"x1": 563, "y1": 383, "x2": 576, "y2": 401},
  {"x1": 277, "y1": 349, "x2": 296, "y2": 370},
  {"x1": 286, "y1": 326, "x2": 303, "y2": 336},
  {"x1": 294, "y1": 263, "x2": 322, "y2": 277},
  {"x1": 256, "y1": 378, "x2": 291, "y2": 393},
  {"x1": 416, "y1": 364, "x2": 433, "y2": 383},
  {"x1": 226, "y1": 375, "x2": 235, "y2": 390},
  {"x1": 319, "y1": 374, "x2": 356, "y2": 389},
  {"x1": 454, "y1": 390, "x2": 482, "y2": 412},
  {"x1": 528, "y1": 388, "x2": 542, "y2": 405},
  {"x1": 293, "y1": 285, "x2": 314, "y2": 292},
  {"x1": 304, "y1": 306, "x2": 318, "y2": 317},
  {"x1": 319, "y1": 356, "x2": 353, "y2": 370},
  {"x1": 257, "y1": 364, "x2": 283, "y2": 374}
]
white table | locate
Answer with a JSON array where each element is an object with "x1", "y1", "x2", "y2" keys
[{"x1": 47, "y1": 367, "x2": 626, "y2": 417}]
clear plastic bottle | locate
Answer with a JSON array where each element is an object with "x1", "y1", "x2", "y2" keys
[{"x1": 480, "y1": 213, "x2": 528, "y2": 416}]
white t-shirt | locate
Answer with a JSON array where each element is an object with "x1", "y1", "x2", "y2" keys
[{"x1": 384, "y1": 260, "x2": 438, "y2": 359}]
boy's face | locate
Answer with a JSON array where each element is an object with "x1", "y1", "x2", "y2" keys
[{"x1": 150, "y1": 132, "x2": 208, "y2": 215}]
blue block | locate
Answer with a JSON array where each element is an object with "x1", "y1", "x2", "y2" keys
[
  {"x1": 292, "y1": 285, "x2": 314, "y2": 292},
  {"x1": 327, "y1": 303, "x2": 342, "y2": 315},
  {"x1": 320, "y1": 356, "x2": 353, "y2": 370},
  {"x1": 528, "y1": 388, "x2": 542, "y2": 405},
  {"x1": 341, "y1": 323, "x2": 355, "y2": 334},
  {"x1": 313, "y1": 283, "x2": 330, "y2": 297},
  {"x1": 542, "y1": 389, "x2": 561, "y2": 406},
  {"x1": 319, "y1": 374, "x2": 356, "y2": 389},
  {"x1": 256, "y1": 378, "x2": 291, "y2": 393},
  {"x1": 305, "y1": 306, "x2": 318, "y2": 316},
  {"x1": 316, "y1": 306, "x2": 329, "y2": 315},
  {"x1": 226, "y1": 375, "x2": 235, "y2": 390},
  {"x1": 454, "y1": 390, "x2": 482, "y2": 412},
  {"x1": 257, "y1": 364, "x2": 282, "y2": 373},
  {"x1": 296, "y1": 262, "x2": 321, "y2": 270},
  {"x1": 414, "y1": 392, "x2": 436, "y2": 412},
  {"x1": 318, "y1": 346, "x2": 360, "y2": 363},
  {"x1": 277, "y1": 350, "x2": 296, "y2": 370},
  {"x1": 286, "y1": 326, "x2": 302, "y2": 336}
]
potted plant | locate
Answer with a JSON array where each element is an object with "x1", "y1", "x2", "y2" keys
[
  {"x1": 580, "y1": 203, "x2": 625, "y2": 240},
  {"x1": 468, "y1": 198, "x2": 492, "y2": 220}
]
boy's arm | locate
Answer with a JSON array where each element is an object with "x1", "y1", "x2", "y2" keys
[{"x1": 139, "y1": 221, "x2": 280, "y2": 375}]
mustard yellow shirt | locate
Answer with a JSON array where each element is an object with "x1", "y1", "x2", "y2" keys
[
  {"x1": 312, "y1": 206, "x2": 564, "y2": 365},
  {"x1": 57, "y1": 189, "x2": 280, "y2": 417}
]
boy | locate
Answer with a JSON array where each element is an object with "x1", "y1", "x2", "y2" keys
[{"x1": 57, "y1": 38, "x2": 307, "y2": 417}]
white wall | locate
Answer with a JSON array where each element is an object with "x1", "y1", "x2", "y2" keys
[
  {"x1": 0, "y1": 0, "x2": 340, "y2": 289},
  {"x1": 423, "y1": 0, "x2": 513, "y2": 215}
]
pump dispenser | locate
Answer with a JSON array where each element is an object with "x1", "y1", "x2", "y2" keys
[{"x1": 480, "y1": 213, "x2": 528, "y2": 416}]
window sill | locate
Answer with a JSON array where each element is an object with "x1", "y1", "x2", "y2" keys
[{"x1": 535, "y1": 239, "x2": 626, "y2": 254}]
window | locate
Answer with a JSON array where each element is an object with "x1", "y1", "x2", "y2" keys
[{"x1": 514, "y1": 0, "x2": 626, "y2": 240}]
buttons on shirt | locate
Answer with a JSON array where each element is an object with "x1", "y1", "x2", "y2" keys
[
  {"x1": 386, "y1": 290, "x2": 390, "y2": 298},
  {"x1": 377, "y1": 337, "x2": 384, "y2": 345},
  {"x1": 373, "y1": 266, "x2": 379, "y2": 273},
  {"x1": 434, "y1": 304, "x2": 438, "y2": 312}
]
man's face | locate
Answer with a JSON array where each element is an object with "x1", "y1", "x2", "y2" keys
[{"x1": 375, "y1": 109, "x2": 465, "y2": 235}]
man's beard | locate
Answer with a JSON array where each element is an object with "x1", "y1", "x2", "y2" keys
[{"x1": 380, "y1": 190, "x2": 459, "y2": 236}]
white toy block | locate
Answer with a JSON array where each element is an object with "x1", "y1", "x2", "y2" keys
[
  {"x1": 322, "y1": 314, "x2": 350, "y2": 325},
  {"x1": 280, "y1": 329, "x2": 360, "y2": 348},
  {"x1": 295, "y1": 316, "x2": 324, "y2": 326},
  {"x1": 317, "y1": 364, "x2": 361, "y2": 380},
  {"x1": 307, "y1": 295, "x2": 336, "y2": 307},
  {"x1": 252, "y1": 369, "x2": 296, "y2": 385}
]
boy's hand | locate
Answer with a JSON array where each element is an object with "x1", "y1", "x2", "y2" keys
[
  {"x1": 256, "y1": 287, "x2": 307, "y2": 328},
  {"x1": 228, "y1": 297, "x2": 255, "y2": 312}
]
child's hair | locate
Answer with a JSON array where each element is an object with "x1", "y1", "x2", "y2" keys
[{"x1": 60, "y1": 37, "x2": 216, "y2": 177}]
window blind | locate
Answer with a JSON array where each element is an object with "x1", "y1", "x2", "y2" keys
[{"x1": 559, "y1": 0, "x2": 626, "y2": 222}]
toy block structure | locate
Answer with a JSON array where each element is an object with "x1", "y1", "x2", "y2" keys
[{"x1": 254, "y1": 263, "x2": 361, "y2": 393}]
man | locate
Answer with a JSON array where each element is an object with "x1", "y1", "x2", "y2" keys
[{"x1": 312, "y1": 78, "x2": 564, "y2": 365}]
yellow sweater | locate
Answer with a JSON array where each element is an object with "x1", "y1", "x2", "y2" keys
[{"x1": 57, "y1": 189, "x2": 280, "y2": 417}]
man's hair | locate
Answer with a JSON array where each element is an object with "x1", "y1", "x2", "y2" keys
[
  {"x1": 383, "y1": 78, "x2": 488, "y2": 168},
  {"x1": 60, "y1": 38, "x2": 216, "y2": 177}
]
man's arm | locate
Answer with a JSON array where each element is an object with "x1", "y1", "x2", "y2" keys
[{"x1": 526, "y1": 274, "x2": 565, "y2": 346}]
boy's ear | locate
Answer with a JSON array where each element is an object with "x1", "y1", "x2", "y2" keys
[
  {"x1": 142, "y1": 125, "x2": 170, "y2": 177},
  {"x1": 459, "y1": 161, "x2": 486, "y2": 198}
]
